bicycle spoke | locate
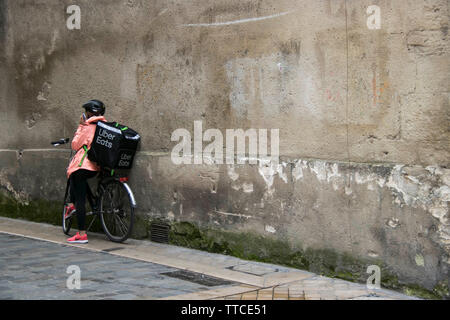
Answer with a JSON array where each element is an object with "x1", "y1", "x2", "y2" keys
[
  {"x1": 113, "y1": 215, "x2": 124, "y2": 236},
  {"x1": 114, "y1": 213, "x2": 128, "y2": 235},
  {"x1": 87, "y1": 215, "x2": 97, "y2": 231},
  {"x1": 111, "y1": 214, "x2": 117, "y2": 235}
]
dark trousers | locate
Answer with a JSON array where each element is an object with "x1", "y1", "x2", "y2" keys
[{"x1": 69, "y1": 169, "x2": 97, "y2": 230}]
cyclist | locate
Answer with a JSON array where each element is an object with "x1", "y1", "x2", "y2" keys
[{"x1": 64, "y1": 99, "x2": 106, "y2": 244}]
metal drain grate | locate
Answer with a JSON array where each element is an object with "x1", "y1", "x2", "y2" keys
[
  {"x1": 161, "y1": 270, "x2": 234, "y2": 287},
  {"x1": 150, "y1": 222, "x2": 170, "y2": 243}
]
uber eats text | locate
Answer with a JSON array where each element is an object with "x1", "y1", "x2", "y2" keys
[
  {"x1": 118, "y1": 153, "x2": 132, "y2": 167},
  {"x1": 96, "y1": 128, "x2": 116, "y2": 148}
]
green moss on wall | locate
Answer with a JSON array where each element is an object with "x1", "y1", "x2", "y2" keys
[
  {"x1": 165, "y1": 220, "x2": 448, "y2": 300},
  {"x1": 0, "y1": 192, "x2": 103, "y2": 232},
  {"x1": 131, "y1": 214, "x2": 151, "y2": 239},
  {"x1": 0, "y1": 192, "x2": 61, "y2": 225}
]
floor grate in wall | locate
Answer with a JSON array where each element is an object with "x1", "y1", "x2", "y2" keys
[{"x1": 150, "y1": 222, "x2": 170, "y2": 243}]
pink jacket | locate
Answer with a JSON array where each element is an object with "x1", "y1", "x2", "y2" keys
[{"x1": 67, "y1": 116, "x2": 107, "y2": 178}]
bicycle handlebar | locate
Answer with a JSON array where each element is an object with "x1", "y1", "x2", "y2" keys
[{"x1": 51, "y1": 138, "x2": 70, "y2": 146}]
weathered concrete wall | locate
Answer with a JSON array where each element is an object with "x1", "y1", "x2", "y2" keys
[{"x1": 0, "y1": 0, "x2": 448, "y2": 296}]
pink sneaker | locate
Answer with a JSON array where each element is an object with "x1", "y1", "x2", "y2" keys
[
  {"x1": 67, "y1": 232, "x2": 88, "y2": 244},
  {"x1": 64, "y1": 204, "x2": 76, "y2": 219}
]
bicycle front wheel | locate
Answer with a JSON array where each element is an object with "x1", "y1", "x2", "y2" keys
[{"x1": 99, "y1": 180, "x2": 134, "y2": 243}]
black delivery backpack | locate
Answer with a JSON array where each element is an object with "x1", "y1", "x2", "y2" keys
[{"x1": 88, "y1": 121, "x2": 140, "y2": 170}]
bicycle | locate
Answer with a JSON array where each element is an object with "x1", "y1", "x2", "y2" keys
[{"x1": 51, "y1": 138, "x2": 136, "y2": 243}]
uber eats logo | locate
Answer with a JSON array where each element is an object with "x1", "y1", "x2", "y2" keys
[
  {"x1": 96, "y1": 125, "x2": 118, "y2": 149},
  {"x1": 118, "y1": 153, "x2": 132, "y2": 167}
]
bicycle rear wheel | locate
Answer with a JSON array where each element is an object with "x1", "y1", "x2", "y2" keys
[
  {"x1": 99, "y1": 180, "x2": 134, "y2": 243},
  {"x1": 62, "y1": 180, "x2": 73, "y2": 235}
]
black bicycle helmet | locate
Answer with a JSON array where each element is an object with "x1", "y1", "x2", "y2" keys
[{"x1": 82, "y1": 99, "x2": 105, "y2": 116}]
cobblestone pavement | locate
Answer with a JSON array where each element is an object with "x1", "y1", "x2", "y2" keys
[
  {"x1": 0, "y1": 233, "x2": 235, "y2": 300},
  {"x1": 0, "y1": 218, "x2": 419, "y2": 300}
]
